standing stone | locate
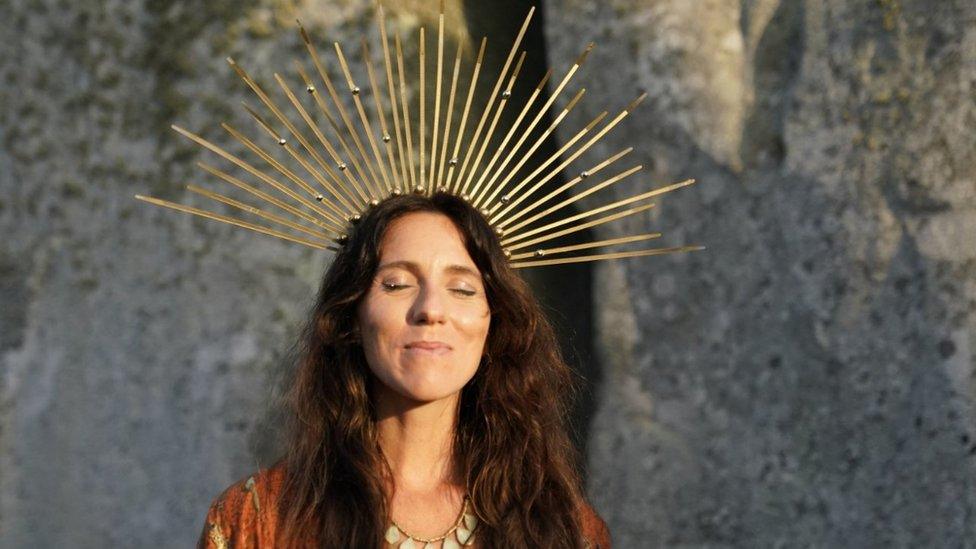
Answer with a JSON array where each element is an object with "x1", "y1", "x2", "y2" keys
[{"x1": 545, "y1": 0, "x2": 976, "y2": 546}]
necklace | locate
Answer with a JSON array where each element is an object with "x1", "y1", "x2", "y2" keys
[{"x1": 384, "y1": 495, "x2": 478, "y2": 548}]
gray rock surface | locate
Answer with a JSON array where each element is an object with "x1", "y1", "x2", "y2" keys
[
  {"x1": 0, "y1": 1, "x2": 389, "y2": 546},
  {"x1": 2, "y1": 0, "x2": 973, "y2": 547},
  {"x1": 543, "y1": 0, "x2": 976, "y2": 546}
]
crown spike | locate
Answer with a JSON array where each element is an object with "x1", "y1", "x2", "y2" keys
[
  {"x1": 446, "y1": 37, "x2": 487, "y2": 193},
  {"x1": 460, "y1": 49, "x2": 527, "y2": 199},
  {"x1": 507, "y1": 232, "x2": 662, "y2": 261},
  {"x1": 376, "y1": 5, "x2": 409, "y2": 192},
  {"x1": 626, "y1": 92, "x2": 648, "y2": 112},
  {"x1": 435, "y1": 41, "x2": 464, "y2": 192},
  {"x1": 333, "y1": 42, "x2": 393, "y2": 194},
  {"x1": 186, "y1": 184, "x2": 336, "y2": 239},
  {"x1": 394, "y1": 31, "x2": 418, "y2": 191},
  {"x1": 489, "y1": 91, "x2": 646, "y2": 221},
  {"x1": 489, "y1": 110, "x2": 624, "y2": 221},
  {"x1": 360, "y1": 37, "x2": 402, "y2": 193},
  {"x1": 219, "y1": 119, "x2": 322, "y2": 202},
  {"x1": 255, "y1": 74, "x2": 333, "y2": 177},
  {"x1": 502, "y1": 179, "x2": 696, "y2": 245},
  {"x1": 510, "y1": 245, "x2": 704, "y2": 269},
  {"x1": 225, "y1": 58, "x2": 359, "y2": 209},
  {"x1": 474, "y1": 42, "x2": 595, "y2": 207},
  {"x1": 476, "y1": 86, "x2": 588, "y2": 209},
  {"x1": 294, "y1": 64, "x2": 373, "y2": 204},
  {"x1": 240, "y1": 100, "x2": 284, "y2": 141},
  {"x1": 236, "y1": 109, "x2": 357, "y2": 219},
  {"x1": 196, "y1": 162, "x2": 335, "y2": 232},
  {"x1": 333, "y1": 42, "x2": 394, "y2": 194},
  {"x1": 260, "y1": 78, "x2": 362, "y2": 212},
  {"x1": 497, "y1": 164, "x2": 643, "y2": 232},
  {"x1": 451, "y1": 7, "x2": 535, "y2": 193},
  {"x1": 575, "y1": 42, "x2": 596, "y2": 65},
  {"x1": 225, "y1": 60, "x2": 311, "y2": 152},
  {"x1": 497, "y1": 147, "x2": 632, "y2": 230},
  {"x1": 469, "y1": 67, "x2": 552, "y2": 206},
  {"x1": 135, "y1": 194, "x2": 335, "y2": 250},
  {"x1": 505, "y1": 202, "x2": 658, "y2": 251},
  {"x1": 486, "y1": 107, "x2": 607, "y2": 218},
  {"x1": 246, "y1": 77, "x2": 356, "y2": 214},
  {"x1": 170, "y1": 125, "x2": 341, "y2": 229},
  {"x1": 418, "y1": 27, "x2": 427, "y2": 192},
  {"x1": 426, "y1": 11, "x2": 445, "y2": 194},
  {"x1": 299, "y1": 27, "x2": 384, "y2": 200},
  {"x1": 221, "y1": 122, "x2": 348, "y2": 226}
]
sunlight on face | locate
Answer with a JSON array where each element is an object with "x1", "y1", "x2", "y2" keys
[{"x1": 357, "y1": 212, "x2": 491, "y2": 405}]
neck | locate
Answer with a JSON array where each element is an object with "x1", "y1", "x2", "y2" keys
[{"x1": 375, "y1": 385, "x2": 462, "y2": 494}]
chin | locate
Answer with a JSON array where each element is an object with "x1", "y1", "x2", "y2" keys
[
  {"x1": 387, "y1": 368, "x2": 474, "y2": 404},
  {"x1": 393, "y1": 373, "x2": 469, "y2": 403}
]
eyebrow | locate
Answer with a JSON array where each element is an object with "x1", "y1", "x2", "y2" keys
[{"x1": 376, "y1": 260, "x2": 481, "y2": 279}]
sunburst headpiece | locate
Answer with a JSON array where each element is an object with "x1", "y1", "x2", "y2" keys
[{"x1": 135, "y1": 2, "x2": 702, "y2": 268}]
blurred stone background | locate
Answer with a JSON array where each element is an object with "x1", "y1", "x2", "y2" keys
[{"x1": 1, "y1": 0, "x2": 974, "y2": 547}]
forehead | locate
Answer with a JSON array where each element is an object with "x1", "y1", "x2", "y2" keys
[{"x1": 379, "y1": 212, "x2": 475, "y2": 267}]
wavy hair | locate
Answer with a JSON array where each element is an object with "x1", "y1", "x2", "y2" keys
[{"x1": 278, "y1": 192, "x2": 587, "y2": 547}]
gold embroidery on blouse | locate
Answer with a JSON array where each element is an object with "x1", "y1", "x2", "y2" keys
[
  {"x1": 244, "y1": 475, "x2": 261, "y2": 514},
  {"x1": 208, "y1": 522, "x2": 228, "y2": 549}
]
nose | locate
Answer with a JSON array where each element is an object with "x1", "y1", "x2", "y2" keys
[{"x1": 410, "y1": 286, "x2": 446, "y2": 325}]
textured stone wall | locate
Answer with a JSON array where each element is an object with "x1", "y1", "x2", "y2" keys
[
  {"x1": 543, "y1": 0, "x2": 976, "y2": 546},
  {"x1": 2, "y1": 0, "x2": 973, "y2": 547},
  {"x1": 0, "y1": 1, "x2": 419, "y2": 546}
]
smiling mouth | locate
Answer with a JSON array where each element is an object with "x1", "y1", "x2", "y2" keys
[{"x1": 404, "y1": 341, "x2": 452, "y2": 354}]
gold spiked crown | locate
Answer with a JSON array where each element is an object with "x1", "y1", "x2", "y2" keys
[{"x1": 135, "y1": 3, "x2": 702, "y2": 269}]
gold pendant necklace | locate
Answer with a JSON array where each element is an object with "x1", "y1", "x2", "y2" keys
[{"x1": 384, "y1": 495, "x2": 478, "y2": 548}]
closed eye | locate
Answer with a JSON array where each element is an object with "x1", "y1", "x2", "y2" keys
[
  {"x1": 450, "y1": 288, "x2": 477, "y2": 297},
  {"x1": 381, "y1": 282, "x2": 411, "y2": 292}
]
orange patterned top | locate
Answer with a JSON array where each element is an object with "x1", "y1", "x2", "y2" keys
[{"x1": 197, "y1": 461, "x2": 611, "y2": 548}]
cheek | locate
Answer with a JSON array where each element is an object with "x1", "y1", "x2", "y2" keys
[
  {"x1": 358, "y1": 297, "x2": 401, "y2": 353},
  {"x1": 456, "y1": 306, "x2": 491, "y2": 349}
]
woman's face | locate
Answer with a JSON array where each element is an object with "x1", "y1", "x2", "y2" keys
[{"x1": 357, "y1": 212, "x2": 491, "y2": 404}]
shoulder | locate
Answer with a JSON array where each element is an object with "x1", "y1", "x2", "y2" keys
[
  {"x1": 579, "y1": 500, "x2": 612, "y2": 549},
  {"x1": 197, "y1": 461, "x2": 288, "y2": 549}
]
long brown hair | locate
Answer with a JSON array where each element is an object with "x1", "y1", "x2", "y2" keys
[{"x1": 279, "y1": 192, "x2": 587, "y2": 547}]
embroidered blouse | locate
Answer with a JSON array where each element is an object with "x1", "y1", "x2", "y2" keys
[{"x1": 197, "y1": 461, "x2": 611, "y2": 548}]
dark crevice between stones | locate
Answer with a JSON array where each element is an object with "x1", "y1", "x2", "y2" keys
[
  {"x1": 0, "y1": 250, "x2": 30, "y2": 354},
  {"x1": 740, "y1": 0, "x2": 805, "y2": 170},
  {"x1": 460, "y1": 0, "x2": 599, "y2": 480},
  {"x1": 0, "y1": 249, "x2": 30, "y2": 459}
]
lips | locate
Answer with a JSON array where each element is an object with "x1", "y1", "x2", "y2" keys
[{"x1": 404, "y1": 340, "x2": 452, "y2": 354}]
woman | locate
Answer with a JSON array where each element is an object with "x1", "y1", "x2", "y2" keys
[{"x1": 198, "y1": 192, "x2": 611, "y2": 548}]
